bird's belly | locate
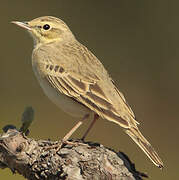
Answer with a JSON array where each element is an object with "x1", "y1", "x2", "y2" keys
[{"x1": 33, "y1": 68, "x2": 90, "y2": 118}]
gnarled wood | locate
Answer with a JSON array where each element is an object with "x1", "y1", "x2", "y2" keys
[{"x1": 0, "y1": 128, "x2": 147, "y2": 180}]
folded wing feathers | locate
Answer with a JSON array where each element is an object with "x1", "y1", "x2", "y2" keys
[{"x1": 45, "y1": 64, "x2": 137, "y2": 128}]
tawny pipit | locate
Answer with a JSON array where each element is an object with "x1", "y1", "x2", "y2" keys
[{"x1": 12, "y1": 16, "x2": 163, "y2": 168}]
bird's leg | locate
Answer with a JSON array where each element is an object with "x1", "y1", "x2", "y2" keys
[
  {"x1": 81, "y1": 113, "x2": 99, "y2": 141},
  {"x1": 43, "y1": 114, "x2": 90, "y2": 151},
  {"x1": 57, "y1": 114, "x2": 90, "y2": 149},
  {"x1": 62, "y1": 114, "x2": 90, "y2": 142}
]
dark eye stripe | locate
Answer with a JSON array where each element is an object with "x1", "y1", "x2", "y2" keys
[{"x1": 37, "y1": 25, "x2": 42, "y2": 28}]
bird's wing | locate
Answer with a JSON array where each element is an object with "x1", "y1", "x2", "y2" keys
[{"x1": 43, "y1": 60, "x2": 138, "y2": 129}]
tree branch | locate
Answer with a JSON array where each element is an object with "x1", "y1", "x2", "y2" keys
[{"x1": 0, "y1": 108, "x2": 148, "y2": 180}]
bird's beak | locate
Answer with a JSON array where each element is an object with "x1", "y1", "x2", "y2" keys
[{"x1": 11, "y1": 21, "x2": 31, "y2": 31}]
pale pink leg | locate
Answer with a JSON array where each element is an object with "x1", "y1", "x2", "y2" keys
[{"x1": 62, "y1": 114, "x2": 90, "y2": 142}]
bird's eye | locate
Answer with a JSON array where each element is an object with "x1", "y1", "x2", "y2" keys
[{"x1": 43, "y1": 24, "x2": 50, "y2": 30}]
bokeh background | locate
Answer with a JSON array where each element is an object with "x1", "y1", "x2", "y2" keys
[{"x1": 0, "y1": 0, "x2": 178, "y2": 179}]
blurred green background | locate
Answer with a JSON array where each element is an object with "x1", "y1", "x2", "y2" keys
[{"x1": 0, "y1": 0, "x2": 178, "y2": 179}]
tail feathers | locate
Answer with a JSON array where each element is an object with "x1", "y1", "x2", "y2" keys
[{"x1": 125, "y1": 127, "x2": 163, "y2": 168}]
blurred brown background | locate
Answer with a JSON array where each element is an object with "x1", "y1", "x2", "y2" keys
[{"x1": 0, "y1": 0, "x2": 178, "y2": 179}]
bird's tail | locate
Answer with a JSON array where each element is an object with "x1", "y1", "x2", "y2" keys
[{"x1": 125, "y1": 127, "x2": 163, "y2": 168}]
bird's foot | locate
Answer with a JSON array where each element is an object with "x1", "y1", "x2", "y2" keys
[
  {"x1": 43, "y1": 139, "x2": 86, "y2": 152},
  {"x1": 55, "y1": 140, "x2": 87, "y2": 152}
]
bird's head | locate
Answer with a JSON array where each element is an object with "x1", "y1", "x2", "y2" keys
[{"x1": 12, "y1": 16, "x2": 74, "y2": 46}]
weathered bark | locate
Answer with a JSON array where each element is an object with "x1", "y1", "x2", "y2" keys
[
  {"x1": 0, "y1": 108, "x2": 147, "y2": 180},
  {"x1": 0, "y1": 128, "x2": 147, "y2": 180}
]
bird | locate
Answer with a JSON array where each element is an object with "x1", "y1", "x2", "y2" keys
[{"x1": 12, "y1": 16, "x2": 163, "y2": 168}]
